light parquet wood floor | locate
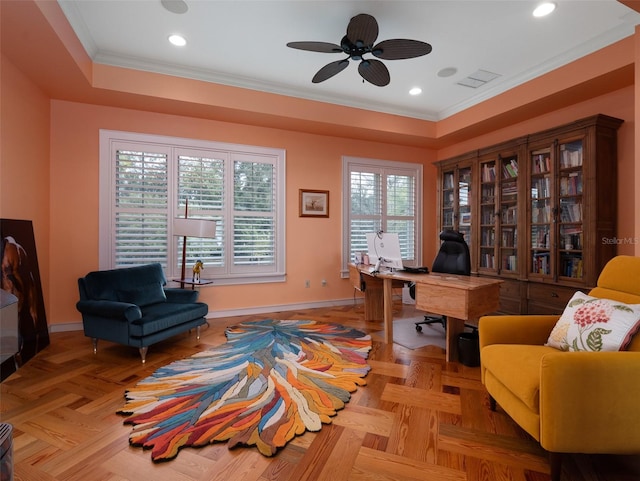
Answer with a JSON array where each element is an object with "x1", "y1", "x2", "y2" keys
[{"x1": 2, "y1": 301, "x2": 639, "y2": 481}]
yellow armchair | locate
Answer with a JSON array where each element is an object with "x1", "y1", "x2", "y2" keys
[{"x1": 479, "y1": 255, "x2": 640, "y2": 481}]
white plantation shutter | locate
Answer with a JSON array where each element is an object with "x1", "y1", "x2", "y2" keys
[
  {"x1": 100, "y1": 131, "x2": 285, "y2": 284},
  {"x1": 113, "y1": 148, "x2": 169, "y2": 267},
  {"x1": 343, "y1": 157, "x2": 422, "y2": 272},
  {"x1": 176, "y1": 151, "x2": 225, "y2": 272},
  {"x1": 232, "y1": 156, "x2": 276, "y2": 268}
]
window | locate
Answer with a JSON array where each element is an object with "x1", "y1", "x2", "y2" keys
[
  {"x1": 99, "y1": 131, "x2": 286, "y2": 284},
  {"x1": 342, "y1": 156, "x2": 422, "y2": 273}
]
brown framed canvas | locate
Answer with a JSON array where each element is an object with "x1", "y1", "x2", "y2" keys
[
  {"x1": 299, "y1": 189, "x2": 329, "y2": 217},
  {"x1": 1, "y1": 219, "x2": 50, "y2": 381}
]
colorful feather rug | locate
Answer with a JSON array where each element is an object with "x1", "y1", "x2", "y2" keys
[{"x1": 118, "y1": 319, "x2": 372, "y2": 461}]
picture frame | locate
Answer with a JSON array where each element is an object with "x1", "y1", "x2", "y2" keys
[
  {"x1": 1, "y1": 219, "x2": 50, "y2": 381},
  {"x1": 460, "y1": 212, "x2": 471, "y2": 225},
  {"x1": 299, "y1": 189, "x2": 329, "y2": 217}
]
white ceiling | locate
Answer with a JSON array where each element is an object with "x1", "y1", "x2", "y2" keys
[{"x1": 58, "y1": 0, "x2": 640, "y2": 121}]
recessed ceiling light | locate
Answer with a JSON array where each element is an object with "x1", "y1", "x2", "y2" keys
[
  {"x1": 533, "y1": 2, "x2": 556, "y2": 17},
  {"x1": 409, "y1": 87, "x2": 422, "y2": 96},
  {"x1": 168, "y1": 34, "x2": 187, "y2": 47}
]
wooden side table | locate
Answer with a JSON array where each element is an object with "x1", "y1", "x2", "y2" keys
[{"x1": 172, "y1": 279, "x2": 214, "y2": 290}]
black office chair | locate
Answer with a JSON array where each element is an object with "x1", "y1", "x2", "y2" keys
[{"x1": 410, "y1": 230, "x2": 471, "y2": 332}]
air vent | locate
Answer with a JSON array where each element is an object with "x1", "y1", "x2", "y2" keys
[{"x1": 457, "y1": 69, "x2": 501, "y2": 88}]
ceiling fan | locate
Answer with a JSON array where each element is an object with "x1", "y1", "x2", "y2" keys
[{"x1": 286, "y1": 13, "x2": 432, "y2": 87}]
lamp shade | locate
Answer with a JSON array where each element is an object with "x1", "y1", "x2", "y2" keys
[{"x1": 174, "y1": 218, "x2": 217, "y2": 238}]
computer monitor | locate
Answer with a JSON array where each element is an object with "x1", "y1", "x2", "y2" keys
[{"x1": 366, "y1": 232, "x2": 404, "y2": 271}]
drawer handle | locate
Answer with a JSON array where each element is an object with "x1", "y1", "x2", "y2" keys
[{"x1": 551, "y1": 292, "x2": 559, "y2": 298}]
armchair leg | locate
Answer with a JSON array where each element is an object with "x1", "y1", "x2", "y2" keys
[
  {"x1": 139, "y1": 347, "x2": 148, "y2": 364},
  {"x1": 92, "y1": 338, "x2": 98, "y2": 355},
  {"x1": 549, "y1": 452, "x2": 562, "y2": 481},
  {"x1": 489, "y1": 395, "x2": 496, "y2": 411},
  {"x1": 196, "y1": 325, "x2": 201, "y2": 340}
]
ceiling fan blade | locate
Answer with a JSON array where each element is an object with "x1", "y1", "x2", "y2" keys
[
  {"x1": 287, "y1": 41, "x2": 343, "y2": 53},
  {"x1": 312, "y1": 59, "x2": 350, "y2": 83},
  {"x1": 346, "y1": 13, "x2": 378, "y2": 47},
  {"x1": 372, "y1": 39, "x2": 433, "y2": 60},
  {"x1": 358, "y1": 59, "x2": 390, "y2": 87}
]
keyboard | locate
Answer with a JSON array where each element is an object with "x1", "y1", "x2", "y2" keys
[{"x1": 402, "y1": 266, "x2": 429, "y2": 274}]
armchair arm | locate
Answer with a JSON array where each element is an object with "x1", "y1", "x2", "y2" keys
[
  {"x1": 479, "y1": 315, "x2": 560, "y2": 349},
  {"x1": 540, "y1": 351, "x2": 640, "y2": 453},
  {"x1": 164, "y1": 288, "x2": 199, "y2": 303},
  {"x1": 76, "y1": 300, "x2": 142, "y2": 322}
]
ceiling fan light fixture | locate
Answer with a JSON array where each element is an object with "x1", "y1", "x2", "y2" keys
[
  {"x1": 533, "y1": 2, "x2": 556, "y2": 17},
  {"x1": 168, "y1": 34, "x2": 187, "y2": 47},
  {"x1": 287, "y1": 13, "x2": 431, "y2": 86}
]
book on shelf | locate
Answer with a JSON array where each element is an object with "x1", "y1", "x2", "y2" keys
[
  {"x1": 443, "y1": 174, "x2": 454, "y2": 189},
  {"x1": 531, "y1": 153, "x2": 551, "y2": 173},
  {"x1": 501, "y1": 227, "x2": 516, "y2": 247},
  {"x1": 481, "y1": 253, "x2": 495, "y2": 269},
  {"x1": 532, "y1": 251, "x2": 551, "y2": 275},
  {"x1": 533, "y1": 228, "x2": 550, "y2": 249},
  {"x1": 481, "y1": 209, "x2": 494, "y2": 224},
  {"x1": 531, "y1": 176, "x2": 550, "y2": 198},
  {"x1": 560, "y1": 146, "x2": 583, "y2": 168},
  {"x1": 560, "y1": 201, "x2": 582, "y2": 222},
  {"x1": 502, "y1": 254, "x2": 517, "y2": 271},
  {"x1": 532, "y1": 202, "x2": 551, "y2": 223},
  {"x1": 561, "y1": 255, "x2": 583, "y2": 278},
  {"x1": 482, "y1": 185, "x2": 495, "y2": 203},
  {"x1": 482, "y1": 163, "x2": 496, "y2": 182},
  {"x1": 560, "y1": 171, "x2": 583, "y2": 196},
  {"x1": 482, "y1": 228, "x2": 495, "y2": 245},
  {"x1": 501, "y1": 206, "x2": 517, "y2": 224},
  {"x1": 502, "y1": 159, "x2": 518, "y2": 178}
]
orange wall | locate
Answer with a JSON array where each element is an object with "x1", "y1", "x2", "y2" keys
[
  {"x1": 1, "y1": 54, "x2": 51, "y2": 313},
  {"x1": 2, "y1": 20, "x2": 639, "y2": 329},
  {"x1": 48, "y1": 100, "x2": 435, "y2": 326}
]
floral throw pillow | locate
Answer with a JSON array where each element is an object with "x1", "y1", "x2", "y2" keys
[{"x1": 546, "y1": 291, "x2": 640, "y2": 352}]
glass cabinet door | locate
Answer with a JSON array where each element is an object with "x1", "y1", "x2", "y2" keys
[
  {"x1": 441, "y1": 169, "x2": 455, "y2": 230},
  {"x1": 439, "y1": 165, "x2": 473, "y2": 260},
  {"x1": 457, "y1": 166, "x2": 472, "y2": 247},
  {"x1": 479, "y1": 159, "x2": 496, "y2": 271},
  {"x1": 558, "y1": 140, "x2": 584, "y2": 280},
  {"x1": 529, "y1": 149, "x2": 552, "y2": 277},
  {"x1": 499, "y1": 155, "x2": 518, "y2": 273}
]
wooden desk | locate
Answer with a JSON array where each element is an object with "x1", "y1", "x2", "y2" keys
[{"x1": 349, "y1": 264, "x2": 502, "y2": 362}]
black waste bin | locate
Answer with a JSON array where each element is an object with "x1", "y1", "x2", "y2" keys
[{"x1": 457, "y1": 331, "x2": 480, "y2": 367}]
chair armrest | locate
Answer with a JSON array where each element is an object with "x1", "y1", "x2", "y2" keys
[
  {"x1": 479, "y1": 315, "x2": 560, "y2": 349},
  {"x1": 163, "y1": 288, "x2": 199, "y2": 303},
  {"x1": 76, "y1": 300, "x2": 142, "y2": 322},
  {"x1": 540, "y1": 351, "x2": 640, "y2": 453}
]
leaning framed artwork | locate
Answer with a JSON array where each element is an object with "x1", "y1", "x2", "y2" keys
[
  {"x1": 299, "y1": 189, "x2": 329, "y2": 217},
  {"x1": 1, "y1": 219, "x2": 50, "y2": 381}
]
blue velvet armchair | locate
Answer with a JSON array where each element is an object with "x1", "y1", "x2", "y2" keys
[{"x1": 76, "y1": 263, "x2": 208, "y2": 363}]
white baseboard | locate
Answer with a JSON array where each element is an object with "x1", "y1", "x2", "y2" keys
[{"x1": 49, "y1": 297, "x2": 363, "y2": 333}]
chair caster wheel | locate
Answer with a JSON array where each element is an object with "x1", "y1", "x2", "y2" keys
[{"x1": 415, "y1": 325, "x2": 422, "y2": 332}]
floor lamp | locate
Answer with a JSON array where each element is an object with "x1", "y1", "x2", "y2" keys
[{"x1": 173, "y1": 204, "x2": 216, "y2": 288}]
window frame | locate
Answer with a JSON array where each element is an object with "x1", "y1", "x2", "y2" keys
[
  {"x1": 99, "y1": 130, "x2": 286, "y2": 285},
  {"x1": 341, "y1": 156, "x2": 423, "y2": 276}
]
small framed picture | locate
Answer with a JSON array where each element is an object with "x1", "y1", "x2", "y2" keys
[
  {"x1": 460, "y1": 212, "x2": 471, "y2": 225},
  {"x1": 299, "y1": 189, "x2": 329, "y2": 217}
]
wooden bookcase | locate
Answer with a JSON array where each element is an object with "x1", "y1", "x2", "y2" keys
[{"x1": 435, "y1": 114, "x2": 623, "y2": 315}]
